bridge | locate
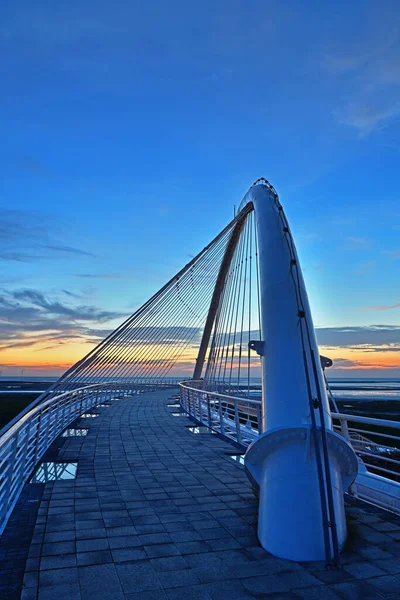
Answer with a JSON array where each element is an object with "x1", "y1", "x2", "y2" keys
[{"x1": 1, "y1": 180, "x2": 399, "y2": 599}]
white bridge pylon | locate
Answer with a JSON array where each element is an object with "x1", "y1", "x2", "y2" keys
[{"x1": 228, "y1": 182, "x2": 357, "y2": 562}]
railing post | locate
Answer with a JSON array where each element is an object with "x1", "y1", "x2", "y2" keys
[
  {"x1": 207, "y1": 395, "x2": 212, "y2": 429},
  {"x1": 256, "y1": 404, "x2": 262, "y2": 434},
  {"x1": 234, "y1": 399, "x2": 241, "y2": 443},
  {"x1": 340, "y1": 417, "x2": 351, "y2": 442},
  {"x1": 219, "y1": 399, "x2": 225, "y2": 435}
]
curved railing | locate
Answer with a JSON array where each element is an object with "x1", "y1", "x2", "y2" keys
[
  {"x1": 179, "y1": 381, "x2": 261, "y2": 444},
  {"x1": 179, "y1": 381, "x2": 400, "y2": 514},
  {"x1": 0, "y1": 380, "x2": 178, "y2": 534}
]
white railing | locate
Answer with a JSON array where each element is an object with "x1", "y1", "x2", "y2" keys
[
  {"x1": 179, "y1": 381, "x2": 262, "y2": 445},
  {"x1": 179, "y1": 381, "x2": 400, "y2": 514},
  {"x1": 0, "y1": 380, "x2": 178, "y2": 534}
]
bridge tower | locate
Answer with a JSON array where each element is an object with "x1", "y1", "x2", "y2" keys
[{"x1": 194, "y1": 180, "x2": 358, "y2": 563}]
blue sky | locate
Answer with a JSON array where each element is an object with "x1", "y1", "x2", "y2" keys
[{"x1": 1, "y1": 0, "x2": 399, "y2": 376}]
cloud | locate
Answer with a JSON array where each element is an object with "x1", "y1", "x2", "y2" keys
[
  {"x1": 11, "y1": 289, "x2": 125, "y2": 322},
  {"x1": 0, "y1": 209, "x2": 93, "y2": 262},
  {"x1": 324, "y1": 52, "x2": 373, "y2": 74},
  {"x1": 44, "y1": 244, "x2": 94, "y2": 257},
  {"x1": 327, "y1": 31, "x2": 400, "y2": 134},
  {"x1": 329, "y1": 356, "x2": 400, "y2": 370},
  {"x1": 0, "y1": 288, "x2": 127, "y2": 352},
  {"x1": 343, "y1": 236, "x2": 371, "y2": 250},
  {"x1": 76, "y1": 273, "x2": 126, "y2": 279},
  {"x1": 381, "y1": 249, "x2": 400, "y2": 259},
  {"x1": 0, "y1": 252, "x2": 38, "y2": 262},
  {"x1": 315, "y1": 325, "x2": 400, "y2": 349},
  {"x1": 335, "y1": 102, "x2": 400, "y2": 134},
  {"x1": 354, "y1": 260, "x2": 376, "y2": 275},
  {"x1": 365, "y1": 303, "x2": 400, "y2": 312},
  {"x1": 63, "y1": 289, "x2": 82, "y2": 299}
]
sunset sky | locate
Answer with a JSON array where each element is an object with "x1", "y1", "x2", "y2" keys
[{"x1": 1, "y1": 1, "x2": 399, "y2": 378}]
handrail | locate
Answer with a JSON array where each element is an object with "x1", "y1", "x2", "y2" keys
[
  {"x1": 0, "y1": 377, "x2": 181, "y2": 437},
  {"x1": 332, "y1": 412, "x2": 400, "y2": 430},
  {"x1": 179, "y1": 381, "x2": 400, "y2": 515},
  {"x1": 179, "y1": 381, "x2": 262, "y2": 405},
  {"x1": 1, "y1": 382, "x2": 108, "y2": 444}
]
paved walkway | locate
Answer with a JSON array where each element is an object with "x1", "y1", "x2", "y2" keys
[{"x1": 1, "y1": 389, "x2": 400, "y2": 600}]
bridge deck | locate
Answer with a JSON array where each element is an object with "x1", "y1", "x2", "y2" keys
[{"x1": 1, "y1": 389, "x2": 400, "y2": 600}]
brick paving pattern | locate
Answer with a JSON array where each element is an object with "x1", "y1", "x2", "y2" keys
[{"x1": 1, "y1": 389, "x2": 399, "y2": 599}]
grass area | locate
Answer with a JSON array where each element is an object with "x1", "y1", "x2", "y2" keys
[{"x1": 0, "y1": 394, "x2": 41, "y2": 429}]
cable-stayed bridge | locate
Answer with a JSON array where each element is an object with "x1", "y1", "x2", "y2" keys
[{"x1": 1, "y1": 180, "x2": 399, "y2": 598}]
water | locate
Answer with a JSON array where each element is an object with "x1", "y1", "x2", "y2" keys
[{"x1": 327, "y1": 379, "x2": 400, "y2": 403}]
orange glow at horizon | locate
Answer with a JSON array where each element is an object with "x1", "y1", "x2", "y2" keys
[
  {"x1": 2, "y1": 339, "x2": 399, "y2": 376},
  {"x1": 319, "y1": 346, "x2": 400, "y2": 370}
]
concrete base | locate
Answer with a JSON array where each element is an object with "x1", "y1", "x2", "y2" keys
[{"x1": 245, "y1": 426, "x2": 358, "y2": 561}]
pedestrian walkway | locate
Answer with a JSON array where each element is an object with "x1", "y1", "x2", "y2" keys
[{"x1": 1, "y1": 389, "x2": 400, "y2": 599}]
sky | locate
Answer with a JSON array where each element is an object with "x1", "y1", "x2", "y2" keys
[{"x1": 1, "y1": 0, "x2": 399, "y2": 378}]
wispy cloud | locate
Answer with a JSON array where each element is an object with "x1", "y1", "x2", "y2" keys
[
  {"x1": 0, "y1": 209, "x2": 94, "y2": 262},
  {"x1": 329, "y1": 356, "x2": 399, "y2": 370},
  {"x1": 44, "y1": 244, "x2": 94, "y2": 257},
  {"x1": 335, "y1": 102, "x2": 400, "y2": 135},
  {"x1": 381, "y1": 249, "x2": 400, "y2": 259},
  {"x1": 76, "y1": 273, "x2": 126, "y2": 279},
  {"x1": 343, "y1": 236, "x2": 371, "y2": 250},
  {"x1": 326, "y1": 30, "x2": 400, "y2": 134},
  {"x1": 354, "y1": 260, "x2": 376, "y2": 275},
  {"x1": 316, "y1": 325, "x2": 400, "y2": 349},
  {"x1": 0, "y1": 288, "x2": 127, "y2": 352},
  {"x1": 365, "y1": 303, "x2": 400, "y2": 312}
]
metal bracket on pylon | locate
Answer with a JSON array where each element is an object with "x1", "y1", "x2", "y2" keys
[{"x1": 248, "y1": 340, "x2": 265, "y2": 356}]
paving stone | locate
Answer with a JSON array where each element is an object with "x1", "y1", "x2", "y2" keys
[
  {"x1": 116, "y1": 562, "x2": 163, "y2": 593},
  {"x1": 150, "y1": 556, "x2": 191, "y2": 572},
  {"x1": 76, "y1": 527, "x2": 107, "y2": 540},
  {"x1": 37, "y1": 581, "x2": 81, "y2": 600},
  {"x1": 40, "y1": 567, "x2": 79, "y2": 587},
  {"x1": 374, "y1": 557, "x2": 400, "y2": 574},
  {"x1": 274, "y1": 570, "x2": 324, "y2": 589},
  {"x1": 20, "y1": 588, "x2": 39, "y2": 600},
  {"x1": 22, "y1": 571, "x2": 39, "y2": 588},
  {"x1": 331, "y1": 580, "x2": 387, "y2": 600},
  {"x1": 169, "y1": 530, "x2": 203, "y2": 543},
  {"x1": 242, "y1": 574, "x2": 290, "y2": 595},
  {"x1": 145, "y1": 544, "x2": 181, "y2": 558},
  {"x1": 157, "y1": 569, "x2": 201, "y2": 588},
  {"x1": 108, "y1": 535, "x2": 143, "y2": 549},
  {"x1": 364, "y1": 574, "x2": 400, "y2": 598},
  {"x1": 76, "y1": 538, "x2": 109, "y2": 552},
  {"x1": 79, "y1": 564, "x2": 125, "y2": 600},
  {"x1": 111, "y1": 547, "x2": 147, "y2": 562},
  {"x1": 165, "y1": 585, "x2": 213, "y2": 600},
  {"x1": 40, "y1": 554, "x2": 77, "y2": 570},
  {"x1": 342, "y1": 561, "x2": 387, "y2": 579},
  {"x1": 175, "y1": 541, "x2": 212, "y2": 555},
  {"x1": 124, "y1": 592, "x2": 168, "y2": 600},
  {"x1": 203, "y1": 579, "x2": 257, "y2": 599},
  {"x1": 43, "y1": 530, "x2": 76, "y2": 543},
  {"x1": 293, "y1": 586, "x2": 342, "y2": 599},
  {"x1": 77, "y1": 550, "x2": 113, "y2": 566}
]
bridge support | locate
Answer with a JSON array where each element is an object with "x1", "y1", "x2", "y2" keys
[{"x1": 243, "y1": 183, "x2": 357, "y2": 562}]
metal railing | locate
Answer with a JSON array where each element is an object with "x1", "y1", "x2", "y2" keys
[
  {"x1": 0, "y1": 380, "x2": 178, "y2": 534},
  {"x1": 179, "y1": 381, "x2": 400, "y2": 514},
  {"x1": 179, "y1": 381, "x2": 261, "y2": 445}
]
